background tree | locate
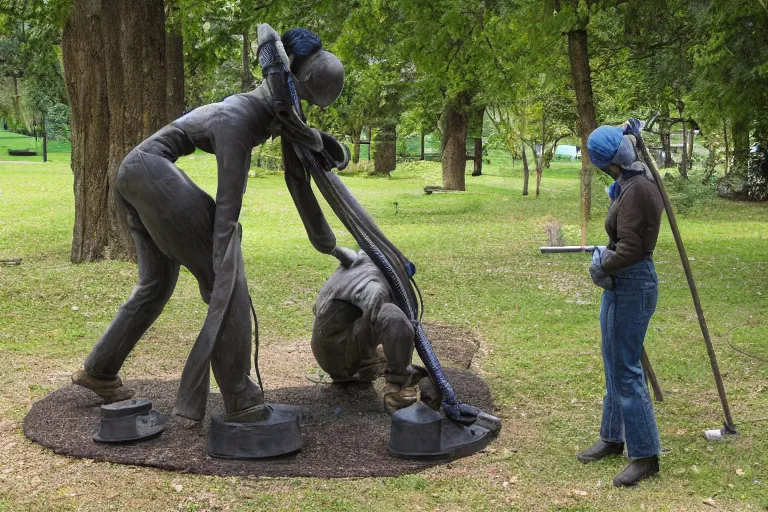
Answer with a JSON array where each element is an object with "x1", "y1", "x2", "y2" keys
[{"x1": 63, "y1": 0, "x2": 178, "y2": 262}]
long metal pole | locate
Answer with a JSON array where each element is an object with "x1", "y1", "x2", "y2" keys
[{"x1": 635, "y1": 131, "x2": 736, "y2": 433}]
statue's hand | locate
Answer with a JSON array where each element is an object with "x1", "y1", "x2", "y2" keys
[{"x1": 331, "y1": 246, "x2": 357, "y2": 268}]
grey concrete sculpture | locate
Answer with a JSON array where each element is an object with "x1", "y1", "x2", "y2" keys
[
  {"x1": 311, "y1": 251, "x2": 424, "y2": 411},
  {"x1": 72, "y1": 24, "x2": 348, "y2": 426}
]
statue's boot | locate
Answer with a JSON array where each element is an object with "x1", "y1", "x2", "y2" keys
[
  {"x1": 613, "y1": 456, "x2": 660, "y2": 487},
  {"x1": 576, "y1": 440, "x2": 625, "y2": 463},
  {"x1": 71, "y1": 369, "x2": 135, "y2": 403},
  {"x1": 382, "y1": 365, "x2": 427, "y2": 413},
  {"x1": 382, "y1": 382, "x2": 418, "y2": 413},
  {"x1": 222, "y1": 376, "x2": 269, "y2": 423}
]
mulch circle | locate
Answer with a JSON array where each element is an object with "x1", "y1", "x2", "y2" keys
[{"x1": 23, "y1": 368, "x2": 495, "y2": 478}]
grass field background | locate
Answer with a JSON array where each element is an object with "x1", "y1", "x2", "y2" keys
[{"x1": 0, "y1": 138, "x2": 766, "y2": 510}]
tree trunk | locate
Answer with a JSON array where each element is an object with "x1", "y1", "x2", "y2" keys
[
  {"x1": 63, "y1": 0, "x2": 171, "y2": 263},
  {"x1": 166, "y1": 19, "x2": 185, "y2": 120},
  {"x1": 731, "y1": 117, "x2": 750, "y2": 173},
  {"x1": 567, "y1": 28, "x2": 596, "y2": 221},
  {"x1": 420, "y1": 131, "x2": 425, "y2": 161},
  {"x1": 522, "y1": 144, "x2": 530, "y2": 196},
  {"x1": 352, "y1": 133, "x2": 361, "y2": 164},
  {"x1": 472, "y1": 137, "x2": 483, "y2": 176},
  {"x1": 242, "y1": 30, "x2": 253, "y2": 92},
  {"x1": 687, "y1": 126, "x2": 695, "y2": 165},
  {"x1": 723, "y1": 120, "x2": 730, "y2": 174},
  {"x1": 42, "y1": 117, "x2": 47, "y2": 162},
  {"x1": 373, "y1": 123, "x2": 396, "y2": 174},
  {"x1": 660, "y1": 130, "x2": 673, "y2": 168},
  {"x1": 678, "y1": 108, "x2": 689, "y2": 179},
  {"x1": 470, "y1": 105, "x2": 484, "y2": 176},
  {"x1": 536, "y1": 114, "x2": 546, "y2": 197},
  {"x1": 440, "y1": 93, "x2": 471, "y2": 191}
]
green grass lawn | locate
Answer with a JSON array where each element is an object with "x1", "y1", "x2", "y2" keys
[
  {"x1": 0, "y1": 152, "x2": 766, "y2": 511},
  {"x1": 0, "y1": 130, "x2": 72, "y2": 163}
]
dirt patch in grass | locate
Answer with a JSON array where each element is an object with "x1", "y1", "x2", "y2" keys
[{"x1": 23, "y1": 367, "x2": 494, "y2": 479}]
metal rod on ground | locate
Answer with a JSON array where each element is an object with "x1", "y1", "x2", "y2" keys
[
  {"x1": 635, "y1": 130, "x2": 736, "y2": 434},
  {"x1": 539, "y1": 246, "x2": 664, "y2": 402}
]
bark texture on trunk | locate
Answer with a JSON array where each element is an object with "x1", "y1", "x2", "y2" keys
[
  {"x1": 679, "y1": 109, "x2": 689, "y2": 179},
  {"x1": 567, "y1": 28, "x2": 596, "y2": 221},
  {"x1": 723, "y1": 120, "x2": 730, "y2": 174},
  {"x1": 731, "y1": 117, "x2": 750, "y2": 172},
  {"x1": 352, "y1": 134, "x2": 361, "y2": 164},
  {"x1": 440, "y1": 93, "x2": 471, "y2": 191},
  {"x1": 63, "y1": 0, "x2": 172, "y2": 263},
  {"x1": 660, "y1": 131, "x2": 673, "y2": 168},
  {"x1": 522, "y1": 144, "x2": 530, "y2": 196},
  {"x1": 372, "y1": 124, "x2": 396, "y2": 175},
  {"x1": 166, "y1": 19, "x2": 185, "y2": 120},
  {"x1": 241, "y1": 30, "x2": 253, "y2": 93},
  {"x1": 472, "y1": 137, "x2": 483, "y2": 176}
]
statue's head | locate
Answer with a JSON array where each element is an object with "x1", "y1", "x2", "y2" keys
[{"x1": 281, "y1": 28, "x2": 344, "y2": 108}]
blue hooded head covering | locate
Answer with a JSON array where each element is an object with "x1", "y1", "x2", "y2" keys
[{"x1": 587, "y1": 126, "x2": 623, "y2": 170}]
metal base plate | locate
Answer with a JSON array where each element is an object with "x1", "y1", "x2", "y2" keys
[
  {"x1": 208, "y1": 404, "x2": 302, "y2": 459},
  {"x1": 387, "y1": 402, "x2": 501, "y2": 460}
]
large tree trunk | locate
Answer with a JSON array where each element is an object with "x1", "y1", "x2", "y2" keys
[
  {"x1": 567, "y1": 28, "x2": 596, "y2": 221},
  {"x1": 241, "y1": 30, "x2": 253, "y2": 92},
  {"x1": 440, "y1": 93, "x2": 471, "y2": 191},
  {"x1": 63, "y1": 0, "x2": 171, "y2": 263},
  {"x1": 522, "y1": 144, "x2": 530, "y2": 196},
  {"x1": 166, "y1": 18, "x2": 185, "y2": 120},
  {"x1": 373, "y1": 124, "x2": 396, "y2": 174},
  {"x1": 731, "y1": 117, "x2": 750, "y2": 172}
]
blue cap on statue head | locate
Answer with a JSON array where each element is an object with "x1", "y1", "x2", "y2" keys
[{"x1": 587, "y1": 126, "x2": 624, "y2": 171}]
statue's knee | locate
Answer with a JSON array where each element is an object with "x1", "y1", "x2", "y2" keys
[{"x1": 377, "y1": 303, "x2": 413, "y2": 336}]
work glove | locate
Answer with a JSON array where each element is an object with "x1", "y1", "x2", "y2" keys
[
  {"x1": 589, "y1": 246, "x2": 613, "y2": 290},
  {"x1": 623, "y1": 118, "x2": 643, "y2": 138},
  {"x1": 257, "y1": 23, "x2": 290, "y2": 77}
]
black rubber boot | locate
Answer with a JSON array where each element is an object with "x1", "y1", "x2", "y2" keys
[
  {"x1": 576, "y1": 440, "x2": 625, "y2": 463},
  {"x1": 613, "y1": 455, "x2": 660, "y2": 487}
]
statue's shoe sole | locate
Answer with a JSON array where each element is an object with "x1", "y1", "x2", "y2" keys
[{"x1": 71, "y1": 370, "x2": 135, "y2": 404}]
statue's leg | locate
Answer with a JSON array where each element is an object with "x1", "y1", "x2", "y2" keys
[
  {"x1": 375, "y1": 303, "x2": 419, "y2": 412},
  {"x1": 311, "y1": 299, "x2": 367, "y2": 381},
  {"x1": 123, "y1": 152, "x2": 263, "y2": 422},
  {"x1": 74, "y1": 196, "x2": 180, "y2": 402},
  {"x1": 208, "y1": 253, "x2": 266, "y2": 422}
]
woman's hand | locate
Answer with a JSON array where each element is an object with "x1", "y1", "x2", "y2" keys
[{"x1": 589, "y1": 246, "x2": 614, "y2": 290}]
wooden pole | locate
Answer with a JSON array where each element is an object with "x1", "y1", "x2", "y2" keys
[
  {"x1": 641, "y1": 348, "x2": 663, "y2": 402},
  {"x1": 635, "y1": 130, "x2": 736, "y2": 433}
]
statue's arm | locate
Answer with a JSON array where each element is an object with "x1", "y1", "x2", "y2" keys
[{"x1": 211, "y1": 127, "x2": 251, "y2": 273}]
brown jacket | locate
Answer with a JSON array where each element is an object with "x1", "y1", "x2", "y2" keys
[{"x1": 601, "y1": 174, "x2": 664, "y2": 273}]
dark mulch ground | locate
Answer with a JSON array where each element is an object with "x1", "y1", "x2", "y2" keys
[{"x1": 23, "y1": 368, "x2": 494, "y2": 478}]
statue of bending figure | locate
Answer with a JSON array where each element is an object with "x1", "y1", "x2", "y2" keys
[
  {"x1": 72, "y1": 24, "x2": 353, "y2": 423},
  {"x1": 312, "y1": 251, "x2": 424, "y2": 412}
]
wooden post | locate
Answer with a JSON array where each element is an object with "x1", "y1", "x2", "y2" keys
[{"x1": 636, "y1": 130, "x2": 736, "y2": 433}]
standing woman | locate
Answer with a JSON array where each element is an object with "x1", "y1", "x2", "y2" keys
[{"x1": 577, "y1": 120, "x2": 664, "y2": 487}]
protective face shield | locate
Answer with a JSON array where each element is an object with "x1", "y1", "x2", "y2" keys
[
  {"x1": 291, "y1": 50, "x2": 345, "y2": 108},
  {"x1": 587, "y1": 125, "x2": 623, "y2": 175}
]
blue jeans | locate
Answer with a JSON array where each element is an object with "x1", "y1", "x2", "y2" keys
[{"x1": 599, "y1": 259, "x2": 661, "y2": 459}]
